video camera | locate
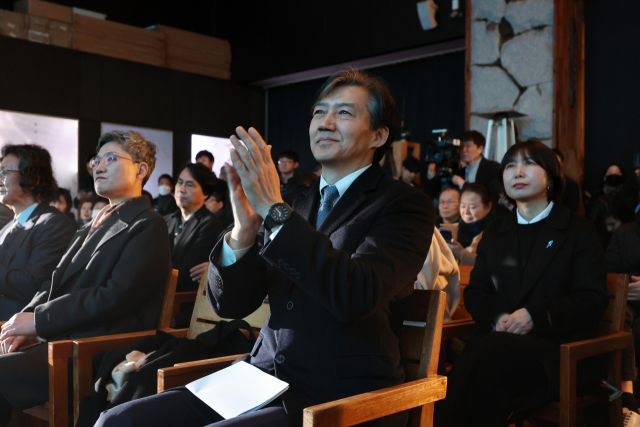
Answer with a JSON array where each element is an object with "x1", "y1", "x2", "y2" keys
[{"x1": 425, "y1": 129, "x2": 462, "y2": 187}]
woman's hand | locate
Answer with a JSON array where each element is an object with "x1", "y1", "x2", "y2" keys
[
  {"x1": 496, "y1": 308, "x2": 534, "y2": 335},
  {"x1": 447, "y1": 240, "x2": 464, "y2": 260}
]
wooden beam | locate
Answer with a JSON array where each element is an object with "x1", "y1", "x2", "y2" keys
[{"x1": 553, "y1": 0, "x2": 586, "y2": 183}]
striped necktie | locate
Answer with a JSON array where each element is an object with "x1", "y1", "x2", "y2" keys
[{"x1": 316, "y1": 185, "x2": 339, "y2": 229}]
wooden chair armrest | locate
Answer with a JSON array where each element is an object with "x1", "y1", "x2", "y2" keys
[
  {"x1": 158, "y1": 354, "x2": 247, "y2": 392},
  {"x1": 441, "y1": 320, "x2": 475, "y2": 341},
  {"x1": 302, "y1": 375, "x2": 447, "y2": 427},
  {"x1": 561, "y1": 332, "x2": 633, "y2": 362},
  {"x1": 172, "y1": 291, "x2": 198, "y2": 317}
]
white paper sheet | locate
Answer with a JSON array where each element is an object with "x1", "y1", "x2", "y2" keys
[{"x1": 186, "y1": 361, "x2": 289, "y2": 420}]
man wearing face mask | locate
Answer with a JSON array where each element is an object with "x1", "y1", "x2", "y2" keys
[
  {"x1": 153, "y1": 174, "x2": 178, "y2": 216},
  {"x1": 91, "y1": 197, "x2": 109, "y2": 220}
]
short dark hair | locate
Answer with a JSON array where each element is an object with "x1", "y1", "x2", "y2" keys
[
  {"x1": 279, "y1": 150, "x2": 300, "y2": 164},
  {"x1": 96, "y1": 131, "x2": 157, "y2": 186},
  {"x1": 312, "y1": 68, "x2": 397, "y2": 163},
  {"x1": 92, "y1": 196, "x2": 109, "y2": 207},
  {"x1": 1, "y1": 144, "x2": 58, "y2": 203},
  {"x1": 603, "y1": 163, "x2": 627, "y2": 182},
  {"x1": 196, "y1": 150, "x2": 214, "y2": 163},
  {"x1": 55, "y1": 188, "x2": 73, "y2": 213},
  {"x1": 209, "y1": 189, "x2": 225, "y2": 205},
  {"x1": 402, "y1": 156, "x2": 421, "y2": 173},
  {"x1": 158, "y1": 173, "x2": 175, "y2": 187},
  {"x1": 461, "y1": 182, "x2": 492, "y2": 208},
  {"x1": 179, "y1": 163, "x2": 217, "y2": 198},
  {"x1": 499, "y1": 140, "x2": 564, "y2": 205},
  {"x1": 460, "y1": 131, "x2": 486, "y2": 150},
  {"x1": 438, "y1": 186, "x2": 461, "y2": 200}
]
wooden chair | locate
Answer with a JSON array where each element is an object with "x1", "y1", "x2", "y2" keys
[
  {"x1": 15, "y1": 268, "x2": 178, "y2": 427},
  {"x1": 72, "y1": 271, "x2": 269, "y2": 424},
  {"x1": 521, "y1": 273, "x2": 632, "y2": 427},
  {"x1": 171, "y1": 291, "x2": 198, "y2": 318},
  {"x1": 158, "y1": 289, "x2": 448, "y2": 427}
]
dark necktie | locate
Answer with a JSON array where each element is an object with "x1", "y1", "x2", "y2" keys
[{"x1": 316, "y1": 185, "x2": 339, "y2": 228}]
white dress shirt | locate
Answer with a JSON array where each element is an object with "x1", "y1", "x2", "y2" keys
[
  {"x1": 220, "y1": 164, "x2": 372, "y2": 266},
  {"x1": 516, "y1": 201, "x2": 554, "y2": 224}
]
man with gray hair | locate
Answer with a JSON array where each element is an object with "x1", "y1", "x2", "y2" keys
[{"x1": 0, "y1": 131, "x2": 171, "y2": 426}]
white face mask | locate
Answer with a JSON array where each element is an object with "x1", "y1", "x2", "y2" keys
[
  {"x1": 158, "y1": 185, "x2": 171, "y2": 196},
  {"x1": 91, "y1": 209, "x2": 101, "y2": 219}
]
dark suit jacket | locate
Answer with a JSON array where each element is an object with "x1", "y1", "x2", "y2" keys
[
  {"x1": 208, "y1": 164, "x2": 435, "y2": 427},
  {"x1": 22, "y1": 196, "x2": 172, "y2": 341},
  {"x1": 0, "y1": 204, "x2": 76, "y2": 320},
  {"x1": 164, "y1": 205, "x2": 223, "y2": 292},
  {"x1": 464, "y1": 203, "x2": 609, "y2": 346},
  {"x1": 561, "y1": 175, "x2": 581, "y2": 213},
  {"x1": 456, "y1": 156, "x2": 502, "y2": 201},
  {"x1": 606, "y1": 217, "x2": 640, "y2": 277}
]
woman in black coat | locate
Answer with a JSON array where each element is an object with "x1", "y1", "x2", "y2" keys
[{"x1": 435, "y1": 141, "x2": 609, "y2": 426}]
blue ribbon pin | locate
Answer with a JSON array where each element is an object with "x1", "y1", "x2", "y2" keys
[{"x1": 546, "y1": 240, "x2": 553, "y2": 248}]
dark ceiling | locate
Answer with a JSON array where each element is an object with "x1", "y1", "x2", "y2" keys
[{"x1": 1, "y1": 0, "x2": 466, "y2": 83}]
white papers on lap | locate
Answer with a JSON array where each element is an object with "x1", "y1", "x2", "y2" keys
[{"x1": 186, "y1": 361, "x2": 289, "y2": 420}]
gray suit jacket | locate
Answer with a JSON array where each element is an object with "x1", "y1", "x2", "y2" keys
[{"x1": 0, "y1": 203, "x2": 76, "y2": 320}]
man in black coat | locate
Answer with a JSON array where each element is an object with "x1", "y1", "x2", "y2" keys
[
  {"x1": 0, "y1": 131, "x2": 171, "y2": 426},
  {"x1": 94, "y1": 69, "x2": 434, "y2": 427},
  {"x1": 452, "y1": 130, "x2": 501, "y2": 200},
  {"x1": 0, "y1": 145, "x2": 76, "y2": 320},
  {"x1": 164, "y1": 163, "x2": 223, "y2": 292}
]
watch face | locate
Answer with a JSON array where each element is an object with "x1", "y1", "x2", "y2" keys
[{"x1": 272, "y1": 204, "x2": 290, "y2": 221}]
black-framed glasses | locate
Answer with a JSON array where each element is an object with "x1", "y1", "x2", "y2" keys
[
  {"x1": 90, "y1": 152, "x2": 136, "y2": 169},
  {"x1": 0, "y1": 167, "x2": 19, "y2": 182}
]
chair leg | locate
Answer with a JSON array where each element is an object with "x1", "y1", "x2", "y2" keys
[
  {"x1": 608, "y1": 351, "x2": 624, "y2": 427},
  {"x1": 559, "y1": 358, "x2": 577, "y2": 427}
]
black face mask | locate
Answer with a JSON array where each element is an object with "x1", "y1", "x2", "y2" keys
[{"x1": 604, "y1": 174, "x2": 625, "y2": 187}]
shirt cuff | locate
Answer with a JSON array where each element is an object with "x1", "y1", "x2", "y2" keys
[
  {"x1": 219, "y1": 233, "x2": 253, "y2": 266},
  {"x1": 269, "y1": 224, "x2": 283, "y2": 241}
]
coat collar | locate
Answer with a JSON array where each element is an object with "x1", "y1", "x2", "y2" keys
[
  {"x1": 56, "y1": 196, "x2": 153, "y2": 286},
  {"x1": 497, "y1": 203, "x2": 572, "y2": 307},
  {"x1": 293, "y1": 163, "x2": 385, "y2": 236}
]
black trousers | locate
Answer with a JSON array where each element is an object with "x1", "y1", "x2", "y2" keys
[
  {"x1": 94, "y1": 387, "x2": 290, "y2": 427},
  {"x1": 0, "y1": 342, "x2": 49, "y2": 427},
  {"x1": 435, "y1": 332, "x2": 557, "y2": 427}
]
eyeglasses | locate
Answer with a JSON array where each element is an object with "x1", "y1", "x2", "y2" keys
[
  {"x1": 0, "y1": 167, "x2": 19, "y2": 182},
  {"x1": 90, "y1": 152, "x2": 136, "y2": 169}
]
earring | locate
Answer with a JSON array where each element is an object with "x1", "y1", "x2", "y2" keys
[{"x1": 547, "y1": 185, "x2": 550, "y2": 190}]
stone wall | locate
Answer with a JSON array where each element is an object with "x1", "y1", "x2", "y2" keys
[{"x1": 469, "y1": 0, "x2": 554, "y2": 152}]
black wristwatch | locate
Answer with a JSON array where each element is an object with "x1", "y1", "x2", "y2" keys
[{"x1": 264, "y1": 202, "x2": 293, "y2": 229}]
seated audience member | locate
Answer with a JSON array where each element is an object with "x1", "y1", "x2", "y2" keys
[
  {"x1": 95, "y1": 69, "x2": 435, "y2": 427},
  {"x1": 278, "y1": 149, "x2": 309, "y2": 203},
  {"x1": 586, "y1": 194, "x2": 635, "y2": 249},
  {"x1": 50, "y1": 187, "x2": 77, "y2": 224},
  {"x1": 552, "y1": 148, "x2": 581, "y2": 213},
  {"x1": 0, "y1": 131, "x2": 171, "y2": 426},
  {"x1": 74, "y1": 154, "x2": 96, "y2": 208},
  {"x1": 436, "y1": 186, "x2": 461, "y2": 226},
  {"x1": 165, "y1": 163, "x2": 223, "y2": 292},
  {"x1": 606, "y1": 212, "x2": 640, "y2": 414},
  {"x1": 195, "y1": 150, "x2": 215, "y2": 171},
  {"x1": 594, "y1": 163, "x2": 640, "y2": 211},
  {"x1": 421, "y1": 160, "x2": 440, "y2": 200},
  {"x1": 77, "y1": 197, "x2": 94, "y2": 227},
  {"x1": 0, "y1": 145, "x2": 76, "y2": 320},
  {"x1": 435, "y1": 140, "x2": 608, "y2": 426},
  {"x1": 452, "y1": 131, "x2": 501, "y2": 201},
  {"x1": 92, "y1": 197, "x2": 109, "y2": 217},
  {"x1": 448, "y1": 183, "x2": 492, "y2": 266},
  {"x1": 204, "y1": 189, "x2": 233, "y2": 229},
  {"x1": 415, "y1": 227, "x2": 460, "y2": 321},
  {"x1": 0, "y1": 204, "x2": 12, "y2": 230},
  {"x1": 153, "y1": 174, "x2": 178, "y2": 216},
  {"x1": 400, "y1": 155, "x2": 422, "y2": 190}
]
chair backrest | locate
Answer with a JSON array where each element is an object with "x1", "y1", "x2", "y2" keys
[
  {"x1": 186, "y1": 272, "x2": 271, "y2": 339},
  {"x1": 157, "y1": 269, "x2": 179, "y2": 329},
  {"x1": 401, "y1": 290, "x2": 446, "y2": 381},
  {"x1": 598, "y1": 273, "x2": 630, "y2": 337}
]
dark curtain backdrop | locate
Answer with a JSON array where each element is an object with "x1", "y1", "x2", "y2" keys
[
  {"x1": 584, "y1": 1, "x2": 640, "y2": 193},
  {"x1": 266, "y1": 50, "x2": 466, "y2": 175}
]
